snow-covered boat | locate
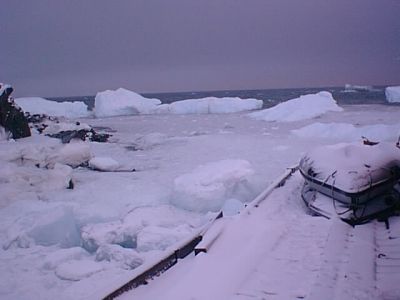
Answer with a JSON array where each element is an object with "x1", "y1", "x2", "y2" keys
[{"x1": 300, "y1": 142, "x2": 400, "y2": 225}]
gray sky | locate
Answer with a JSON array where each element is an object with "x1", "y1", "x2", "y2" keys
[{"x1": 1, "y1": 0, "x2": 399, "y2": 97}]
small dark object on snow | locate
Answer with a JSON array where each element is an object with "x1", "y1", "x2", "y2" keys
[
  {"x1": 47, "y1": 129, "x2": 111, "y2": 144},
  {"x1": 0, "y1": 84, "x2": 31, "y2": 139},
  {"x1": 362, "y1": 136, "x2": 379, "y2": 146}
]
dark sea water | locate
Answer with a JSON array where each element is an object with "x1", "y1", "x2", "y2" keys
[{"x1": 48, "y1": 86, "x2": 394, "y2": 110}]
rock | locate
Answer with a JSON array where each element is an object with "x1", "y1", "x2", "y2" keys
[{"x1": 0, "y1": 84, "x2": 31, "y2": 139}]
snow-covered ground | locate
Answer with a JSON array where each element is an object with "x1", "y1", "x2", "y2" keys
[{"x1": 1, "y1": 91, "x2": 400, "y2": 299}]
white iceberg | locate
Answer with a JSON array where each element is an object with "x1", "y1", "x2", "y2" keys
[
  {"x1": 248, "y1": 91, "x2": 342, "y2": 122},
  {"x1": 15, "y1": 97, "x2": 90, "y2": 118},
  {"x1": 385, "y1": 86, "x2": 400, "y2": 103},
  {"x1": 159, "y1": 97, "x2": 263, "y2": 114},
  {"x1": 94, "y1": 88, "x2": 161, "y2": 117}
]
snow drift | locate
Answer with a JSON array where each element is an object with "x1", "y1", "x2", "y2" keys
[
  {"x1": 248, "y1": 91, "x2": 342, "y2": 122},
  {"x1": 15, "y1": 97, "x2": 90, "y2": 118}
]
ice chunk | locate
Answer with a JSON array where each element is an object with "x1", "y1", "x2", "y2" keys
[
  {"x1": 55, "y1": 259, "x2": 103, "y2": 281},
  {"x1": 344, "y1": 84, "x2": 373, "y2": 91},
  {"x1": 81, "y1": 220, "x2": 126, "y2": 253},
  {"x1": 136, "y1": 225, "x2": 191, "y2": 252},
  {"x1": 171, "y1": 159, "x2": 255, "y2": 213},
  {"x1": 15, "y1": 97, "x2": 90, "y2": 118},
  {"x1": 222, "y1": 198, "x2": 245, "y2": 216},
  {"x1": 385, "y1": 86, "x2": 400, "y2": 103},
  {"x1": 249, "y1": 91, "x2": 342, "y2": 122},
  {"x1": 4, "y1": 206, "x2": 81, "y2": 249},
  {"x1": 94, "y1": 88, "x2": 161, "y2": 117},
  {"x1": 89, "y1": 157, "x2": 120, "y2": 171},
  {"x1": 42, "y1": 247, "x2": 89, "y2": 270},
  {"x1": 81, "y1": 205, "x2": 203, "y2": 252},
  {"x1": 95, "y1": 244, "x2": 143, "y2": 269},
  {"x1": 28, "y1": 206, "x2": 81, "y2": 248}
]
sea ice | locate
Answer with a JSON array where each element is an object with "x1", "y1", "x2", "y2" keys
[
  {"x1": 248, "y1": 91, "x2": 342, "y2": 122},
  {"x1": 385, "y1": 86, "x2": 400, "y2": 103},
  {"x1": 292, "y1": 122, "x2": 400, "y2": 142},
  {"x1": 171, "y1": 159, "x2": 255, "y2": 213},
  {"x1": 15, "y1": 97, "x2": 90, "y2": 118}
]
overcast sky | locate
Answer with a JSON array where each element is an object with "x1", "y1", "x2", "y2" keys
[{"x1": 1, "y1": 0, "x2": 399, "y2": 97}]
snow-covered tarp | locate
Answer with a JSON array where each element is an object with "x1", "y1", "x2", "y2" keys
[
  {"x1": 15, "y1": 97, "x2": 91, "y2": 118},
  {"x1": 300, "y1": 142, "x2": 400, "y2": 193},
  {"x1": 385, "y1": 86, "x2": 400, "y2": 103},
  {"x1": 248, "y1": 91, "x2": 342, "y2": 122}
]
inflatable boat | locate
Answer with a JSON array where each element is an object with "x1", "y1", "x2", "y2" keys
[{"x1": 300, "y1": 142, "x2": 400, "y2": 225}]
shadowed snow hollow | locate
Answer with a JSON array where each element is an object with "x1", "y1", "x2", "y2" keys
[
  {"x1": 171, "y1": 159, "x2": 255, "y2": 213},
  {"x1": 249, "y1": 91, "x2": 342, "y2": 122}
]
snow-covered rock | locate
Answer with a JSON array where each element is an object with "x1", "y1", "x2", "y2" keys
[
  {"x1": 249, "y1": 91, "x2": 342, "y2": 122},
  {"x1": 94, "y1": 88, "x2": 161, "y2": 117},
  {"x1": 15, "y1": 97, "x2": 90, "y2": 118},
  {"x1": 385, "y1": 86, "x2": 400, "y2": 103},
  {"x1": 171, "y1": 160, "x2": 255, "y2": 213},
  {"x1": 158, "y1": 97, "x2": 263, "y2": 114},
  {"x1": 46, "y1": 141, "x2": 91, "y2": 168},
  {"x1": 292, "y1": 122, "x2": 400, "y2": 142}
]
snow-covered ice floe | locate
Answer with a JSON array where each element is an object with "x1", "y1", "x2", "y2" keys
[
  {"x1": 15, "y1": 97, "x2": 91, "y2": 118},
  {"x1": 94, "y1": 87, "x2": 263, "y2": 117},
  {"x1": 292, "y1": 122, "x2": 400, "y2": 142},
  {"x1": 385, "y1": 86, "x2": 400, "y2": 103},
  {"x1": 248, "y1": 91, "x2": 342, "y2": 122}
]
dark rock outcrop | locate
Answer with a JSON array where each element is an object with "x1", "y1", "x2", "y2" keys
[{"x1": 0, "y1": 84, "x2": 31, "y2": 139}]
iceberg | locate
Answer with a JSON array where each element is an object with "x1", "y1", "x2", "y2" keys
[
  {"x1": 94, "y1": 88, "x2": 161, "y2": 117},
  {"x1": 385, "y1": 86, "x2": 400, "y2": 103},
  {"x1": 15, "y1": 97, "x2": 90, "y2": 118},
  {"x1": 249, "y1": 91, "x2": 342, "y2": 122}
]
